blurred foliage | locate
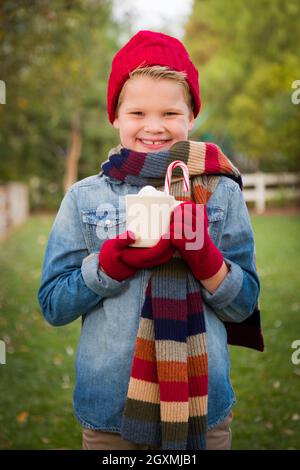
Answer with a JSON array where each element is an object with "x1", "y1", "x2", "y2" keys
[
  {"x1": 0, "y1": 0, "x2": 299, "y2": 211},
  {"x1": 184, "y1": 0, "x2": 300, "y2": 171},
  {"x1": 0, "y1": 0, "x2": 126, "y2": 209}
]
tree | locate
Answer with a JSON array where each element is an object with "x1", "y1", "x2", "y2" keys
[
  {"x1": 0, "y1": 0, "x2": 126, "y2": 208},
  {"x1": 184, "y1": 0, "x2": 300, "y2": 171}
]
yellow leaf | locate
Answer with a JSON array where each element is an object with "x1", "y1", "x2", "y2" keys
[
  {"x1": 16, "y1": 411, "x2": 29, "y2": 424},
  {"x1": 18, "y1": 98, "x2": 28, "y2": 109}
]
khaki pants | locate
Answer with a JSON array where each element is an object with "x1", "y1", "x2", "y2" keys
[{"x1": 82, "y1": 411, "x2": 233, "y2": 451}]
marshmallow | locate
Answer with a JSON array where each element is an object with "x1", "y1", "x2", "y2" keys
[{"x1": 138, "y1": 185, "x2": 165, "y2": 197}]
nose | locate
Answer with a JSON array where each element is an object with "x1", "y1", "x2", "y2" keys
[{"x1": 143, "y1": 115, "x2": 165, "y2": 133}]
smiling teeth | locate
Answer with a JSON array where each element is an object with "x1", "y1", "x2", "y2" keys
[{"x1": 141, "y1": 139, "x2": 168, "y2": 145}]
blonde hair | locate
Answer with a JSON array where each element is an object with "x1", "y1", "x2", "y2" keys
[{"x1": 115, "y1": 65, "x2": 193, "y2": 116}]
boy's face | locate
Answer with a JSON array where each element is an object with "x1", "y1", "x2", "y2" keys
[{"x1": 113, "y1": 76, "x2": 195, "y2": 152}]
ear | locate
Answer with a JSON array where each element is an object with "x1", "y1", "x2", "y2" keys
[
  {"x1": 113, "y1": 116, "x2": 119, "y2": 129},
  {"x1": 188, "y1": 112, "x2": 195, "y2": 131}
]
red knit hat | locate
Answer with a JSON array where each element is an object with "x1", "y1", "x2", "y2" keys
[{"x1": 107, "y1": 30, "x2": 200, "y2": 124}]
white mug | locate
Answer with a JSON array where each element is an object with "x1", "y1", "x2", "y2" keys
[
  {"x1": 125, "y1": 186, "x2": 181, "y2": 247},
  {"x1": 126, "y1": 160, "x2": 190, "y2": 248}
]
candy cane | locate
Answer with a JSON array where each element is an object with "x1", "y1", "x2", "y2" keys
[{"x1": 164, "y1": 160, "x2": 190, "y2": 195}]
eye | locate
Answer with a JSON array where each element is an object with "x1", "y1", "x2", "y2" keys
[
  {"x1": 130, "y1": 112, "x2": 143, "y2": 116},
  {"x1": 165, "y1": 112, "x2": 178, "y2": 116}
]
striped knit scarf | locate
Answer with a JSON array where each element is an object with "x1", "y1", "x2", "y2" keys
[{"x1": 100, "y1": 140, "x2": 263, "y2": 450}]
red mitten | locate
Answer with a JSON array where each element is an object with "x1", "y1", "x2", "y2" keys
[
  {"x1": 170, "y1": 201, "x2": 224, "y2": 280},
  {"x1": 98, "y1": 230, "x2": 137, "y2": 281},
  {"x1": 120, "y1": 236, "x2": 176, "y2": 269}
]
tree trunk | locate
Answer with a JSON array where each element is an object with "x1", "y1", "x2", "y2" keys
[{"x1": 64, "y1": 112, "x2": 82, "y2": 193}]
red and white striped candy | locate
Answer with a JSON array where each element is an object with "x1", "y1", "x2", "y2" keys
[{"x1": 164, "y1": 160, "x2": 190, "y2": 195}]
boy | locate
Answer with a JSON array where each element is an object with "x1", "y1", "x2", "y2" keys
[{"x1": 38, "y1": 31, "x2": 262, "y2": 450}]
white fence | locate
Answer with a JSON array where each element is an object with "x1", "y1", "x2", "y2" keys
[
  {"x1": 243, "y1": 172, "x2": 300, "y2": 213},
  {"x1": 0, "y1": 183, "x2": 29, "y2": 240},
  {"x1": 0, "y1": 175, "x2": 298, "y2": 239}
]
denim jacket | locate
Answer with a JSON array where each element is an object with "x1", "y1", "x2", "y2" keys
[{"x1": 38, "y1": 172, "x2": 260, "y2": 432}]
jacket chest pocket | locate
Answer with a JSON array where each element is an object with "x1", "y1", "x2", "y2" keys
[
  {"x1": 81, "y1": 206, "x2": 126, "y2": 253},
  {"x1": 207, "y1": 206, "x2": 225, "y2": 246}
]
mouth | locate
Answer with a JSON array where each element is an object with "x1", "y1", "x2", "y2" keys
[{"x1": 137, "y1": 138, "x2": 173, "y2": 150}]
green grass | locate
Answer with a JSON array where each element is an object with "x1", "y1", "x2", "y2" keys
[
  {"x1": 230, "y1": 214, "x2": 300, "y2": 449},
  {"x1": 0, "y1": 213, "x2": 300, "y2": 449},
  {"x1": 0, "y1": 216, "x2": 82, "y2": 449}
]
